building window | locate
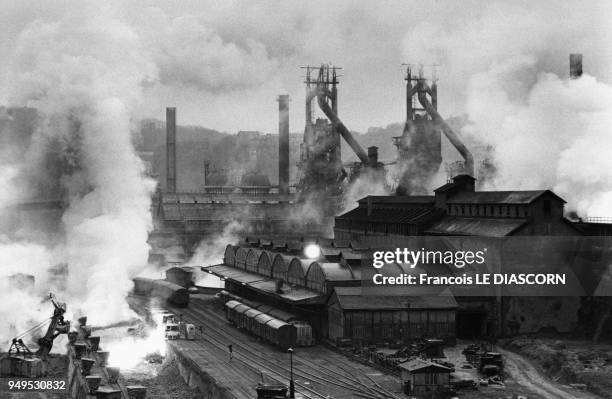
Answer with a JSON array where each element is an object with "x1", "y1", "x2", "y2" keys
[
  {"x1": 425, "y1": 373, "x2": 438, "y2": 385},
  {"x1": 543, "y1": 200, "x2": 551, "y2": 216}
]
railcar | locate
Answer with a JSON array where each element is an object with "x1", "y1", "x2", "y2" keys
[{"x1": 132, "y1": 277, "x2": 190, "y2": 307}]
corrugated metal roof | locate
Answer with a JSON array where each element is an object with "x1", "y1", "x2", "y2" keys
[
  {"x1": 447, "y1": 190, "x2": 564, "y2": 204},
  {"x1": 357, "y1": 196, "x2": 435, "y2": 205},
  {"x1": 203, "y1": 264, "x2": 326, "y2": 304},
  {"x1": 254, "y1": 313, "x2": 274, "y2": 324},
  {"x1": 317, "y1": 262, "x2": 355, "y2": 281},
  {"x1": 398, "y1": 358, "x2": 451, "y2": 372},
  {"x1": 424, "y1": 216, "x2": 528, "y2": 237},
  {"x1": 332, "y1": 287, "x2": 457, "y2": 310},
  {"x1": 266, "y1": 319, "x2": 289, "y2": 329},
  {"x1": 336, "y1": 206, "x2": 434, "y2": 223}
]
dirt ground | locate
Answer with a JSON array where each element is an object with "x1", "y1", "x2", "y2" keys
[
  {"x1": 121, "y1": 358, "x2": 203, "y2": 399},
  {"x1": 505, "y1": 338, "x2": 612, "y2": 398},
  {"x1": 444, "y1": 342, "x2": 607, "y2": 399}
]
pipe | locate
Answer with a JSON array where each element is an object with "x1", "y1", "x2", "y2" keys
[
  {"x1": 368, "y1": 146, "x2": 378, "y2": 165},
  {"x1": 417, "y1": 86, "x2": 474, "y2": 176},
  {"x1": 304, "y1": 88, "x2": 318, "y2": 152},
  {"x1": 316, "y1": 91, "x2": 370, "y2": 166},
  {"x1": 166, "y1": 107, "x2": 177, "y2": 193},
  {"x1": 278, "y1": 95, "x2": 290, "y2": 194}
]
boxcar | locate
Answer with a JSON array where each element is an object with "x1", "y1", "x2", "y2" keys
[
  {"x1": 253, "y1": 313, "x2": 274, "y2": 337},
  {"x1": 293, "y1": 322, "x2": 315, "y2": 346},
  {"x1": 133, "y1": 277, "x2": 154, "y2": 296},
  {"x1": 234, "y1": 304, "x2": 251, "y2": 329},
  {"x1": 132, "y1": 277, "x2": 189, "y2": 307},
  {"x1": 225, "y1": 300, "x2": 242, "y2": 323},
  {"x1": 268, "y1": 308, "x2": 298, "y2": 323},
  {"x1": 265, "y1": 319, "x2": 296, "y2": 350},
  {"x1": 165, "y1": 266, "x2": 194, "y2": 288},
  {"x1": 244, "y1": 308, "x2": 263, "y2": 332}
]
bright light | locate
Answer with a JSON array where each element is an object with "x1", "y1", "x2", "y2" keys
[
  {"x1": 104, "y1": 323, "x2": 167, "y2": 370},
  {"x1": 304, "y1": 244, "x2": 321, "y2": 259}
]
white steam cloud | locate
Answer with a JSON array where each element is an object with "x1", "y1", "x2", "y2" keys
[
  {"x1": 403, "y1": 1, "x2": 612, "y2": 217},
  {"x1": 0, "y1": 12, "x2": 157, "y2": 345}
]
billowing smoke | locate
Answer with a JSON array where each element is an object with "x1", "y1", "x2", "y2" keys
[
  {"x1": 341, "y1": 168, "x2": 391, "y2": 213},
  {"x1": 0, "y1": 12, "x2": 157, "y2": 345},
  {"x1": 464, "y1": 64, "x2": 612, "y2": 217},
  {"x1": 402, "y1": 1, "x2": 612, "y2": 217},
  {"x1": 188, "y1": 220, "x2": 246, "y2": 267}
]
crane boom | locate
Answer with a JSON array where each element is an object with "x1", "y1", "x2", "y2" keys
[{"x1": 35, "y1": 294, "x2": 69, "y2": 360}]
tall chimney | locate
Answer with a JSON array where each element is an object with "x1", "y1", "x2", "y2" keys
[
  {"x1": 367, "y1": 146, "x2": 378, "y2": 166},
  {"x1": 570, "y1": 54, "x2": 583, "y2": 79},
  {"x1": 166, "y1": 107, "x2": 176, "y2": 193},
  {"x1": 278, "y1": 95, "x2": 290, "y2": 194}
]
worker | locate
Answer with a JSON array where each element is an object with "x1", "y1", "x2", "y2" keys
[
  {"x1": 228, "y1": 344, "x2": 233, "y2": 361},
  {"x1": 198, "y1": 325, "x2": 203, "y2": 337}
]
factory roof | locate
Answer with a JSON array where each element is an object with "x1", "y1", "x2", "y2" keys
[
  {"x1": 398, "y1": 358, "x2": 451, "y2": 372},
  {"x1": 331, "y1": 287, "x2": 457, "y2": 310},
  {"x1": 336, "y1": 206, "x2": 434, "y2": 224},
  {"x1": 424, "y1": 217, "x2": 528, "y2": 237},
  {"x1": 446, "y1": 190, "x2": 565, "y2": 204},
  {"x1": 312, "y1": 262, "x2": 358, "y2": 281},
  {"x1": 434, "y1": 174, "x2": 476, "y2": 193},
  {"x1": 357, "y1": 195, "x2": 435, "y2": 205},
  {"x1": 203, "y1": 264, "x2": 326, "y2": 304}
]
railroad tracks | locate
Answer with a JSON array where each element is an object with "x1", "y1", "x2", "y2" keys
[{"x1": 168, "y1": 299, "x2": 402, "y2": 399}]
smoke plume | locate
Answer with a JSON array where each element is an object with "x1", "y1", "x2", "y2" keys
[
  {"x1": 0, "y1": 12, "x2": 157, "y2": 345},
  {"x1": 402, "y1": 1, "x2": 612, "y2": 217}
]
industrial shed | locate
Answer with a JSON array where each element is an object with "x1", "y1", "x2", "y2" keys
[
  {"x1": 327, "y1": 287, "x2": 457, "y2": 344},
  {"x1": 398, "y1": 358, "x2": 451, "y2": 396}
]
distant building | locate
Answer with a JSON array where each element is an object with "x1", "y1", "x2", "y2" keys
[
  {"x1": 335, "y1": 174, "x2": 580, "y2": 240},
  {"x1": 333, "y1": 174, "x2": 609, "y2": 338}
]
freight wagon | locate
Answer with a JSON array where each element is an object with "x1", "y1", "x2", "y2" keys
[
  {"x1": 132, "y1": 277, "x2": 190, "y2": 307},
  {"x1": 220, "y1": 292, "x2": 314, "y2": 346},
  {"x1": 225, "y1": 300, "x2": 297, "y2": 350}
]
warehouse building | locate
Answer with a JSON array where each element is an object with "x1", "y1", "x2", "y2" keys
[
  {"x1": 203, "y1": 239, "x2": 458, "y2": 344},
  {"x1": 333, "y1": 174, "x2": 605, "y2": 338}
]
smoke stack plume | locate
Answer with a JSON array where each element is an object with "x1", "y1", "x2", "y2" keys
[
  {"x1": 166, "y1": 107, "x2": 177, "y2": 193},
  {"x1": 570, "y1": 53, "x2": 583, "y2": 79},
  {"x1": 278, "y1": 95, "x2": 290, "y2": 194}
]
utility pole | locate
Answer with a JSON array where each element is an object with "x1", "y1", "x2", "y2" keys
[{"x1": 288, "y1": 347, "x2": 295, "y2": 398}]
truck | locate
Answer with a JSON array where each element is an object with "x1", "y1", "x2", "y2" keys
[{"x1": 165, "y1": 323, "x2": 180, "y2": 340}]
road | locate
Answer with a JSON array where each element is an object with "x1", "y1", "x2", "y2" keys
[{"x1": 498, "y1": 348, "x2": 602, "y2": 399}]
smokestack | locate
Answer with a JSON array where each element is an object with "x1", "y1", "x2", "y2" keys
[
  {"x1": 166, "y1": 107, "x2": 177, "y2": 193},
  {"x1": 278, "y1": 95, "x2": 290, "y2": 194},
  {"x1": 367, "y1": 146, "x2": 378, "y2": 166},
  {"x1": 570, "y1": 54, "x2": 583, "y2": 79}
]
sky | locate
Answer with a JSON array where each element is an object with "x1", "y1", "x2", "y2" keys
[{"x1": 0, "y1": 0, "x2": 611, "y2": 134}]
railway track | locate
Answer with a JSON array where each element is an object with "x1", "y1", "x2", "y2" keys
[
  {"x1": 189, "y1": 299, "x2": 401, "y2": 394},
  {"x1": 169, "y1": 298, "x2": 401, "y2": 399},
  {"x1": 169, "y1": 305, "x2": 325, "y2": 399}
]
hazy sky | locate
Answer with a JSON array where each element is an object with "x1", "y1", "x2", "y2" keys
[{"x1": 1, "y1": 0, "x2": 611, "y2": 133}]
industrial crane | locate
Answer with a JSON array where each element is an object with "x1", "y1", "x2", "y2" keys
[{"x1": 7, "y1": 293, "x2": 70, "y2": 361}]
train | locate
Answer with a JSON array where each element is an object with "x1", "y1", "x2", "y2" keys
[
  {"x1": 219, "y1": 291, "x2": 314, "y2": 349},
  {"x1": 132, "y1": 277, "x2": 190, "y2": 307}
]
